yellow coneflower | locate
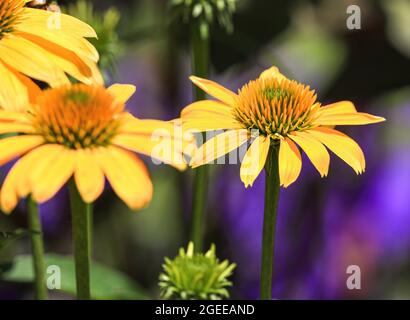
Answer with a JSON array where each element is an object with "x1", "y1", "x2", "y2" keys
[
  {"x1": 0, "y1": 0, "x2": 102, "y2": 111},
  {"x1": 182, "y1": 66, "x2": 385, "y2": 187},
  {"x1": 0, "y1": 83, "x2": 193, "y2": 213}
]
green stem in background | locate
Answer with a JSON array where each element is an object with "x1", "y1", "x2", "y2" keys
[
  {"x1": 68, "y1": 180, "x2": 92, "y2": 300},
  {"x1": 27, "y1": 197, "x2": 48, "y2": 300},
  {"x1": 189, "y1": 21, "x2": 210, "y2": 252},
  {"x1": 260, "y1": 145, "x2": 280, "y2": 300}
]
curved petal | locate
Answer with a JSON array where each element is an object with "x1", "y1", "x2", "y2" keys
[
  {"x1": 1, "y1": 144, "x2": 61, "y2": 213},
  {"x1": 0, "y1": 35, "x2": 69, "y2": 87},
  {"x1": 279, "y1": 137, "x2": 302, "y2": 187},
  {"x1": 0, "y1": 61, "x2": 29, "y2": 111},
  {"x1": 305, "y1": 127, "x2": 365, "y2": 174},
  {"x1": 107, "y1": 84, "x2": 136, "y2": 104},
  {"x1": 18, "y1": 32, "x2": 103, "y2": 85},
  {"x1": 190, "y1": 129, "x2": 250, "y2": 168},
  {"x1": 21, "y1": 8, "x2": 97, "y2": 38},
  {"x1": 181, "y1": 100, "x2": 233, "y2": 119},
  {"x1": 240, "y1": 135, "x2": 270, "y2": 187},
  {"x1": 95, "y1": 147, "x2": 153, "y2": 210},
  {"x1": 316, "y1": 101, "x2": 357, "y2": 117},
  {"x1": 74, "y1": 149, "x2": 105, "y2": 203},
  {"x1": 289, "y1": 131, "x2": 330, "y2": 177},
  {"x1": 314, "y1": 112, "x2": 385, "y2": 126},
  {"x1": 31, "y1": 148, "x2": 75, "y2": 203},
  {"x1": 1, "y1": 159, "x2": 27, "y2": 214},
  {"x1": 189, "y1": 76, "x2": 237, "y2": 106},
  {"x1": 0, "y1": 135, "x2": 44, "y2": 166}
]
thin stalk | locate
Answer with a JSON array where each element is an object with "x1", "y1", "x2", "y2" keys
[
  {"x1": 68, "y1": 180, "x2": 92, "y2": 300},
  {"x1": 189, "y1": 20, "x2": 209, "y2": 252},
  {"x1": 27, "y1": 197, "x2": 48, "y2": 300},
  {"x1": 260, "y1": 146, "x2": 280, "y2": 300}
]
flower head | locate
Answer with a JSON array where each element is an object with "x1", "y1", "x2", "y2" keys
[
  {"x1": 0, "y1": 83, "x2": 194, "y2": 213},
  {"x1": 181, "y1": 66, "x2": 385, "y2": 187},
  {"x1": 159, "y1": 242, "x2": 236, "y2": 300},
  {"x1": 169, "y1": 0, "x2": 237, "y2": 38},
  {"x1": 0, "y1": 0, "x2": 103, "y2": 112}
]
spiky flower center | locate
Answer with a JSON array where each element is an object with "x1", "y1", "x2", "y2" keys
[
  {"x1": 159, "y1": 243, "x2": 235, "y2": 300},
  {"x1": 0, "y1": 0, "x2": 25, "y2": 39},
  {"x1": 30, "y1": 84, "x2": 123, "y2": 149},
  {"x1": 233, "y1": 77, "x2": 320, "y2": 137}
]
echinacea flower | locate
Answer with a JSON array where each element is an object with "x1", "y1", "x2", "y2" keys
[
  {"x1": 0, "y1": 83, "x2": 193, "y2": 213},
  {"x1": 182, "y1": 66, "x2": 385, "y2": 188},
  {"x1": 0, "y1": 0, "x2": 103, "y2": 111},
  {"x1": 159, "y1": 242, "x2": 236, "y2": 300}
]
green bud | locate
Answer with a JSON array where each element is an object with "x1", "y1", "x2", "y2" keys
[{"x1": 159, "y1": 242, "x2": 236, "y2": 300}]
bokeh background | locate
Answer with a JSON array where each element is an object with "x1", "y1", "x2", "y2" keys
[{"x1": 1, "y1": 0, "x2": 409, "y2": 299}]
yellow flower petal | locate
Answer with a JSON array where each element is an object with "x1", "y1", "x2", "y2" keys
[
  {"x1": 279, "y1": 137, "x2": 302, "y2": 187},
  {"x1": 181, "y1": 100, "x2": 234, "y2": 119},
  {"x1": 16, "y1": 9, "x2": 99, "y2": 62},
  {"x1": 0, "y1": 35, "x2": 69, "y2": 87},
  {"x1": 189, "y1": 76, "x2": 238, "y2": 106},
  {"x1": 95, "y1": 146, "x2": 153, "y2": 210},
  {"x1": 316, "y1": 101, "x2": 357, "y2": 116},
  {"x1": 0, "y1": 61, "x2": 29, "y2": 111},
  {"x1": 190, "y1": 129, "x2": 250, "y2": 168},
  {"x1": 182, "y1": 117, "x2": 243, "y2": 132},
  {"x1": 0, "y1": 122, "x2": 35, "y2": 134},
  {"x1": 21, "y1": 8, "x2": 97, "y2": 38},
  {"x1": 107, "y1": 84, "x2": 136, "y2": 104},
  {"x1": 259, "y1": 66, "x2": 287, "y2": 82},
  {"x1": 18, "y1": 32, "x2": 103, "y2": 85},
  {"x1": 31, "y1": 147, "x2": 75, "y2": 203},
  {"x1": 0, "y1": 135, "x2": 44, "y2": 166},
  {"x1": 314, "y1": 112, "x2": 385, "y2": 126},
  {"x1": 289, "y1": 131, "x2": 330, "y2": 177},
  {"x1": 240, "y1": 135, "x2": 270, "y2": 187},
  {"x1": 305, "y1": 127, "x2": 365, "y2": 174},
  {"x1": 0, "y1": 144, "x2": 63, "y2": 213},
  {"x1": 74, "y1": 149, "x2": 105, "y2": 203}
]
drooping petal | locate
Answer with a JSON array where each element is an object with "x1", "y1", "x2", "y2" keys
[
  {"x1": 181, "y1": 100, "x2": 233, "y2": 119},
  {"x1": 31, "y1": 147, "x2": 75, "y2": 203},
  {"x1": 0, "y1": 144, "x2": 61, "y2": 213},
  {"x1": 240, "y1": 135, "x2": 270, "y2": 187},
  {"x1": 190, "y1": 129, "x2": 250, "y2": 168},
  {"x1": 189, "y1": 76, "x2": 238, "y2": 106},
  {"x1": 278, "y1": 137, "x2": 302, "y2": 187},
  {"x1": 95, "y1": 146, "x2": 153, "y2": 210},
  {"x1": 107, "y1": 84, "x2": 136, "y2": 104},
  {"x1": 18, "y1": 32, "x2": 103, "y2": 85},
  {"x1": 289, "y1": 131, "x2": 330, "y2": 177},
  {"x1": 0, "y1": 61, "x2": 29, "y2": 111},
  {"x1": 0, "y1": 35, "x2": 69, "y2": 87},
  {"x1": 74, "y1": 149, "x2": 105, "y2": 203},
  {"x1": 305, "y1": 127, "x2": 365, "y2": 174},
  {"x1": 314, "y1": 112, "x2": 385, "y2": 126},
  {"x1": 0, "y1": 135, "x2": 44, "y2": 166}
]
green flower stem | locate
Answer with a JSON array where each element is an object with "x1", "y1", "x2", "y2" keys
[
  {"x1": 27, "y1": 197, "x2": 48, "y2": 300},
  {"x1": 189, "y1": 20, "x2": 210, "y2": 253},
  {"x1": 68, "y1": 180, "x2": 92, "y2": 300},
  {"x1": 260, "y1": 145, "x2": 280, "y2": 300}
]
